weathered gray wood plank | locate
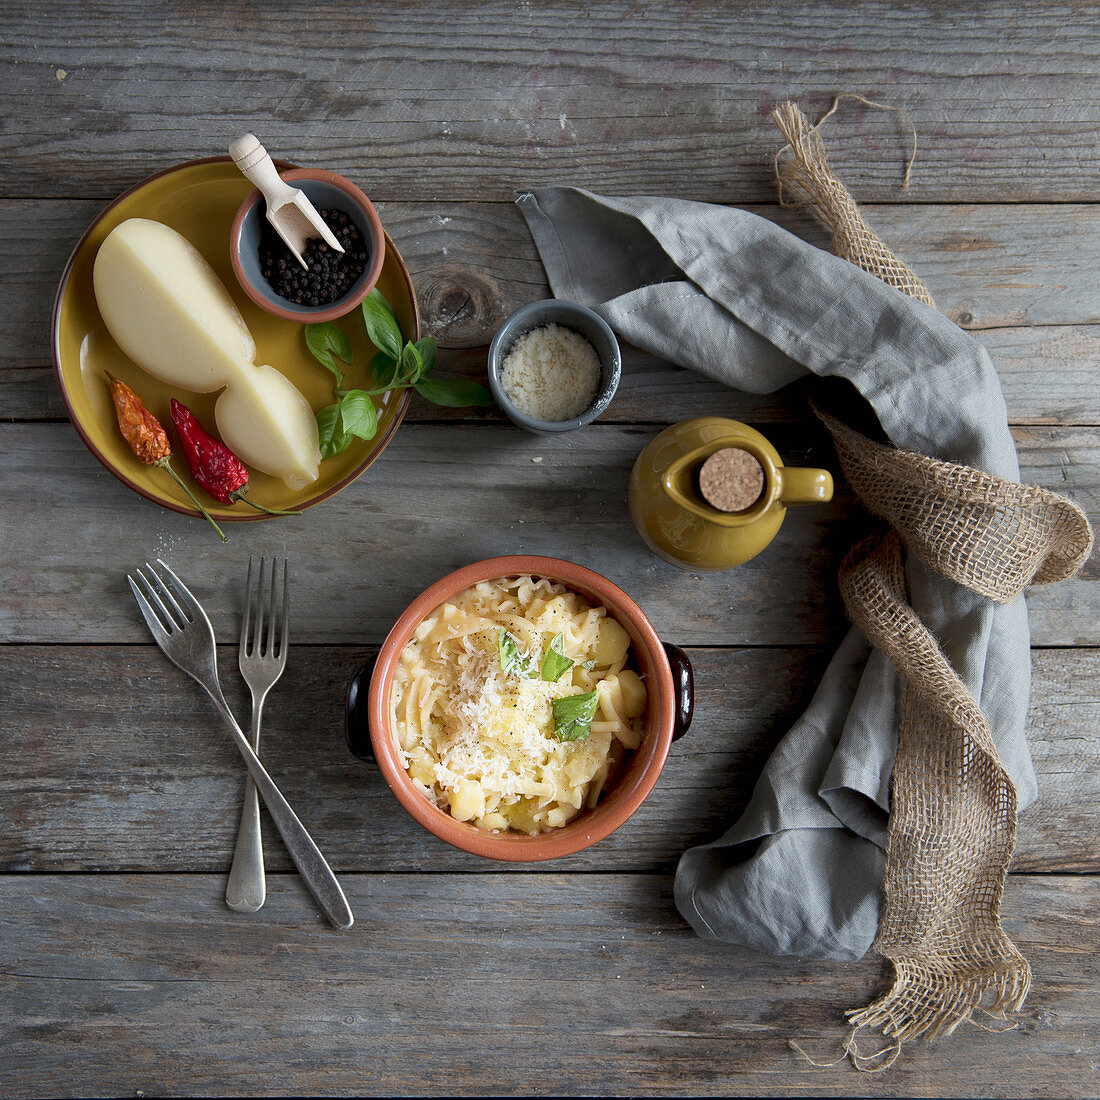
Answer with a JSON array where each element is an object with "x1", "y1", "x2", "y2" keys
[
  {"x1": 0, "y1": 645, "x2": 1094, "y2": 875},
  {"x1": 2, "y1": 2, "x2": 1099, "y2": 203},
  {"x1": 7, "y1": 199, "x2": 1098, "y2": 424},
  {"x1": 0, "y1": 423, "x2": 1094, "y2": 646},
  {"x1": 0, "y1": 872, "x2": 1095, "y2": 1097}
]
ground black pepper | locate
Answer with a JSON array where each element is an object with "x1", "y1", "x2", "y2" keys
[{"x1": 258, "y1": 208, "x2": 369, "y2": 307}]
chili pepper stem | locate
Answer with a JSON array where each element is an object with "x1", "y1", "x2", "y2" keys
[
  {"x1": 230, "y1": 491, "x2": 302, "y2": 516},
  {"x1": 156, "y1": 458, "x2": 228, "y2": 542}
]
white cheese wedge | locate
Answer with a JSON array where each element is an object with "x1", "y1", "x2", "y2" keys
[{"x1": 93, "y1": 218, "x2": 321, "y2": 489}]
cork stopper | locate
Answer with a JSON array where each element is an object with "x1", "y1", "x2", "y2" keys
[{"x1": 698, "y1": 448, "x2": 765, "y2": 512}]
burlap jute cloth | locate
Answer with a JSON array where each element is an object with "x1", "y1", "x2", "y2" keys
[
  {"x1": 516, "y1": 104, "x2": 1093, "y2": 1065},
  {"x1": 775, "y1": 99, "x2": 1092, "y2": 1056}
]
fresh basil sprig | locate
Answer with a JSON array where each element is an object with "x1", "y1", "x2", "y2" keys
[
  {"x1": 540, "y1": 632, "x2": 575, "y2": 683},
  {"x1": 306, "y1": 289, "x2": 492, "y2": 459},
  {"x1": 552, "y1": 691, "x2": 599, "y2": 742}
]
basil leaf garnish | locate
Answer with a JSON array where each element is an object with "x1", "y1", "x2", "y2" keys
[
  {"x1": 304, "y1": 322, "x2": 352, "y2": 388},
  {"x1": 398, "y1": 342, "x2": 424, "y2": 385},
  {"x1": 498, "y1": 629, "x2": 537, "y2": 679},
  {"x1": 361, "y1": 289, "x2": 403, "y2": 361},
  {"x1": 540, "y1": 632, "x2": 574, "y2": 683},
  {"x1": 317, "y1": 401, "x2": 352, "y2": 459},
  {"x1": 413, "y1": 337, "x2": 437, "y2": 378},
  {"x1": 414, "y1": 377, "x2": 493, "y2": 407},
  {"x1": 369, "y1": 349, "x2": 400, "y2": 388},
  {"x1": 552, "y1": 690, "x2": 599, "y2": 742},
  {"x1": 338, "y1": 390, "x2": 378, "y2": 442}
]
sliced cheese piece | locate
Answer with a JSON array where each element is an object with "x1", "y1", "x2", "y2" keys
[{"x1": 214, "y1": 364, "x2": 320, "y2": 490}]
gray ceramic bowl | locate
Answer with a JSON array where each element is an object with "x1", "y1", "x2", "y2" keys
[
  {"x1": 487, "y1": 300, "x2": 621, "y2": 434},
  {"x1": 230, "y1": 167, "x2": 385, "y2": 323}
]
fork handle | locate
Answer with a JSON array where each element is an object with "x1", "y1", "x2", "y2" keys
[
  {"x1": 210, "y1": 694, "x2": 354, "y2": 930},
  {"x1": 225, "y1": 693, "x2": 266, "y2": 913}
]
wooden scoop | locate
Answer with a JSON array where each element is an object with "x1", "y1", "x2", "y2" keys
[{"x1": 229, "y1": 133, "x2": 345, "y2": 270}]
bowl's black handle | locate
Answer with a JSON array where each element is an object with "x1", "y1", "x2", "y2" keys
[
  {"x1": 344, "y1": 652, "x2": 378, "y2": 762},
  {"x1": 663, "y1": 642, "x2": 694, "y2": 742}
]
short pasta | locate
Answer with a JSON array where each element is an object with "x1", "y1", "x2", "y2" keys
[{"x1": 391, "y1": 575, "x2": 647, "y2": 834}]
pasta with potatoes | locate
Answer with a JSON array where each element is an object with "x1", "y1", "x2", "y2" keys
[{"x1": 390, "y1": 575, "x2": 648, "y2": 834}]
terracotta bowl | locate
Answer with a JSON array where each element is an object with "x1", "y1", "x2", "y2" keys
[
  {"x1": 230, "y1": 167, "x2": 386, "y2": 322},
  {"x1": 345, "y1": 555, "x2": 694, "y2": 861}
]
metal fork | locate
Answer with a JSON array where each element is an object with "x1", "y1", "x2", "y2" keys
[
  {"x1": 128, "y1": 559, "x2": 353, "y2": 930},
  {"x1": 225, "y1": 556, "x2": 287, "y2": 914}
]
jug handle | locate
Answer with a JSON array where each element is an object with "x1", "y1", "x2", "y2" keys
[{"x1": 777, "y1": 467, "x2": 833, "y2": 507}]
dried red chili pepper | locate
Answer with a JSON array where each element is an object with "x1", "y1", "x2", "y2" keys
[
  {"x1": 169, "y1": 400, "x2": 301, "y2": 516},
  {"x1": 105, "y1": 373, "x2": 227, "y2": 542}
]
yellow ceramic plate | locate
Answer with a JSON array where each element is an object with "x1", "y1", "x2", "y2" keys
[{"x1": 52, "y1": 157, "x2": 417, "y2": 521}]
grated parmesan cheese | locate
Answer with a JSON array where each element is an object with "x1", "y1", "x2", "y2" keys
[{"x1": 499, "y1": 323, "x2": 601, "y2": 422}]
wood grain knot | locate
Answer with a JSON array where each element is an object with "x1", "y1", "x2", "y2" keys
[{"x1": 418, "y1": 265, "x2": 504, "y2": 348}]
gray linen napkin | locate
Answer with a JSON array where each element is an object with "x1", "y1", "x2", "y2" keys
[{"x1": 517, "y1": 186, "x2": 1037, "y2": 962}]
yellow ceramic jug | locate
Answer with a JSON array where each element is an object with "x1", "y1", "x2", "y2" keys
[{"x1": 628, "y1": 417, "x2": 834, "y2": 571}]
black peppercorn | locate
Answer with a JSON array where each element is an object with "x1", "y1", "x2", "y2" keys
[{"x1": 257, "y1": 207, "x2": 370, "y2": 307}]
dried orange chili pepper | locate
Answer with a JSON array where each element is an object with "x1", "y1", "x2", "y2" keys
[{"x1": 105, "y1": 373, "x2": 227, "y2": 542}]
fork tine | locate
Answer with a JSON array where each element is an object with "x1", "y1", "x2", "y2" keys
[
  {"x1": 154, "y1": 558, "x2": 202, "y2": 623},
  {"x1": 266, "y1": 556, "x2": 280, "y2": 657},
  {"x1": 145, "y1": 561, "x2": 191, "y2": 626},
  {"x1": 253, "y1": 555, "x2": 267, "y2": 655},
  {"x1": 241, "y1": 556, "x2": 256, "y2": 657},
  {"x1": 134, "y1": 566, "x2": 181, "y2": 631},
  {"x1": 276, "y1": 557, "x2": 289, "y2": 660},
  {"x1": 128, "y1": 574, "x2": 171, "y2": 645}
]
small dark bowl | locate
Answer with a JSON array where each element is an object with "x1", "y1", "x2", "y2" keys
[
  {"x1": 487, "y1": 299, "x2": 622, "y2": 435},
  {"x1": 230, "y1": 167, "x2": 385, "y2": 323}
]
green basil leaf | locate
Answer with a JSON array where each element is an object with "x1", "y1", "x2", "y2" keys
[
  {"x1": 398, "y1": 342, "x2": 424, "y2": 386},
  {"x1": 540, "y1": 632, "x2": 575, "y2": 683},
  {"x1": 339, "y1": 390, "x2": 378, "y2": 441},
  {"x1": 317, "y1": 402, "x2": 353, "y2": 459},
  {"x1": 552, "y1": 690, "x2": 599, "y2": 742},
  {"x1": 414, "y1": 378, "x2": 494, "y2": 408},
  {"x1": 361, "y1": 289, "x2": 403, "y2": 361},
  {"x1": 304, "y1": 322, "x2": 352, "y2": 387},
  {"x1": 498, "y1": 629, "x2": 537, "y2": 679},
  {"x1": 413, "y1": 337, "x2": 437, "y2": 378},
  {"x1": 370, "y1": 349, "x2": 400, "y2": 388}
]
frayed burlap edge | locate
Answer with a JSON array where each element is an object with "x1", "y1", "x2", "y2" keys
[{"x1": 772, "y1": 98, "x2": 936, "y2": 307}]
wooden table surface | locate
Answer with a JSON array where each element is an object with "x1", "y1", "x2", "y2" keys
[{"x1": 2, "y1": 2, "x2": 1097, "y2": 1096}]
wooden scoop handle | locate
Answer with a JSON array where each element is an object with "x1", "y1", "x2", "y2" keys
[{"x1": 229, "y1": 133, "x2": 296, "y2": 204}]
